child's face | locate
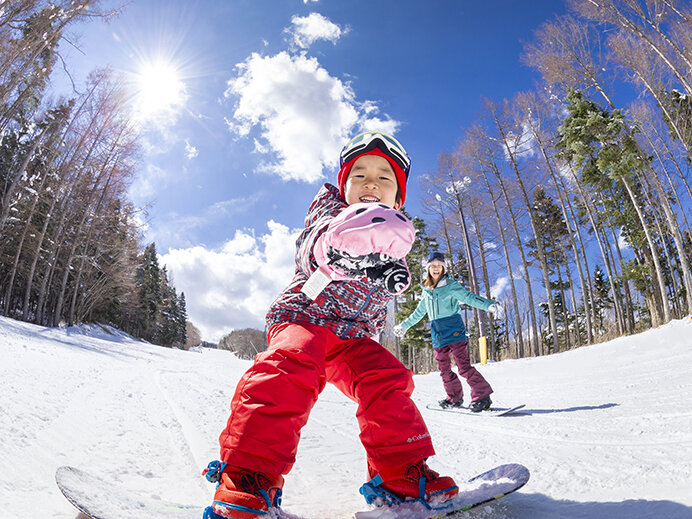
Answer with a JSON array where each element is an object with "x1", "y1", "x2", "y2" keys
[{"x1": 343, "y1": 154, "x2": 401, "y2": 209}]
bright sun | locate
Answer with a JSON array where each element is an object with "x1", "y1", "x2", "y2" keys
[{"x1": 134, "y1": 59, "x2": 186, "y2": 120}]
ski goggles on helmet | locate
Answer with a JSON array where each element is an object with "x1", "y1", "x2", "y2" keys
[{"x1": 339, "y1": 132, "x2": 411, "y2": 177}]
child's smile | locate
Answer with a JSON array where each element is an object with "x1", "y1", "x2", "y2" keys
[{"x1": 359, "y1": 193, "x2": 381, "y2": 203}]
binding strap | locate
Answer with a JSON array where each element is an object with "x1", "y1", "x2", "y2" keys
[
  {"x1": 359, "y1": 474, "x2": 435, "y2": 510},
  {"x1": 203, "y1": 460, "x2": 227, "y2": 484}
]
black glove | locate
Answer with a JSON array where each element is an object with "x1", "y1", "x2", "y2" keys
[
  {"x1": 365, "y1": 262, "x2": 410, "y2": 295},
  {"x1": 325, "y1": 248, "x2": 394, "y2": 278}
]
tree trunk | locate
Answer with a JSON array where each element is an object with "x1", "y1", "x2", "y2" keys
[
  {"x1": 2, "y1": 164, "x2": 50, "y2": 315},
  {"x1": 487, "y1": 146, "x2": 540, "y2": 356},
  {"x1": 436, "y1": 197, "x2": 458, "y2": 278},
  {"x1": 557, "y1": 171, "x2": 598, "y2": 341},
  {"x1": 447, "y1": 178, "x2": 483, "y2": 338},
  {"x1": 22, "y1": 190, "x2": 61, "y2": 320},
  {"x1": 67, "y1": 155, "x2": 119, "y2": 326},
  {"x1": 567, "y1": 166, "x2": 625, "y2": 335},
  {"x1": 621, "y1": 175, "x2": 672, "y2": 322},
  {"x1": 479, "y1": 166, "x2": 525, "y2": 357},
  {"x1": 522, "y1": 104, "x2": 595, "y2": 344},
  {"x1": 470, "y1": 206, "x2": 497, "y2": 357},
  {"x1": 489, "y1": 102, "x2": 560, "y2": 353},
  {"x1": 0, "y1": 125, "x2": 49, "y2": 230},
  {"x1": 636, "y1": 135, "x2": 692, "y2": 315}
]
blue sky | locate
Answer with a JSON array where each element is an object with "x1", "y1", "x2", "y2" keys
[{"x1": 53, "y1": 0, "x2": 567, "y2": 341}]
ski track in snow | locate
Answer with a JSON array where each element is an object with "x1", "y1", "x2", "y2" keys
[{"x1": 1, "y1": 315, "x2": 692, "y2": 518}]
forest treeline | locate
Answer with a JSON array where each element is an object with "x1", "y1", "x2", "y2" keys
[
  {"x1": 0, "y1": 1, "x2": 187, "y2": 347},
  {"x1": 392, "y1": 0, "x2": 692, "y2": 371}
]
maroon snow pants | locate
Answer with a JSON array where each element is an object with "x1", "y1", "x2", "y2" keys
[{"x1": 434, "y1": 341, "x2": 492, "y2": 403}]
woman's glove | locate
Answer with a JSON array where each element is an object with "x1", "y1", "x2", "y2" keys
[
  {"x1": 488, "y1": 303, "x2": 504, "y2": 320},
  {"x1": 392, "y1": 324, "x2": 406, "y2": 338}
]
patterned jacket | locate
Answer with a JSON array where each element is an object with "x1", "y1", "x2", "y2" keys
[{"x1": 266, "y1": 183, "x2": 404, "y2": 339}]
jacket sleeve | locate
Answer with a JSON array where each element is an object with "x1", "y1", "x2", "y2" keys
[
  {"x1": 296, "y1": 184, "x2": 347, "y2": 276},
  {"x1": 400, "y1": 296, "x2": 428, "y2": 330},
  {"x1": 449, "y1": 280, "x2": 496, "y2": 311}
]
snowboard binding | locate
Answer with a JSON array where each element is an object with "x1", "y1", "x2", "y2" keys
[
  {"x1": 359, "y1": 474, "x2": 404, "y2": 507},
  {"x1": 359, "y1": 474, "x2": 454, "y2": 511}
]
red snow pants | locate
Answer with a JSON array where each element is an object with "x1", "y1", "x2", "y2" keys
[{"x1": 218, "y1": 321, "x2": 435, "y2": 475}]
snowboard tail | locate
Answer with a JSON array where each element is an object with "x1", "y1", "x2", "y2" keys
[{"x1": 55, "y1": 466, "x2": 203, "y2": 518}]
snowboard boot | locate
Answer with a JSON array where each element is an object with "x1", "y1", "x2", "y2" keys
[
  {"x1": 202, "y1": 461, "x2": 283, "y2": 519},
  {"x1": 469, "y1": 395, "x2": 492, "y2": 413},
  {"x1": 438, "y1": 397, "x2": 463, "y2": 409},
  {"x1": 360, "y1": 459, "x2": 458, "y2": 507}
]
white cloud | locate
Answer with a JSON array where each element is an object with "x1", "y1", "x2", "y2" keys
[
  {"x1": 144, "y1": 193, "x2": 265, "y2": 249},
  {"x1": 185, "y1": 140, "x2": 198, "y2": 159},
  {"x1": 128, "y1": 164, "x2": 172, "y2": 201},
  {"x1": 160, "y1": 220, "x2": 300, "y2": 342},
  {"x1": 287, "y1": 13, "x2": 344, "y2": 49},
  {"x1": 503, "y1": 119, "x2": 537, "y2": 161},
  {"x1": 491, "y1": 269, "x2": 527, "y2": 301},
  {"x1": 224, "y1": 51, "x2": 400, "y2": 184},
  {"x1": 491, "y1": 276, "x2": 510, "y2": 300},
  {"x1": 483, "y1": 241, "x2": 498, "y2": 252},
  {"x1": 557, "y1": 162, "x2": 577, "y2": 185}
]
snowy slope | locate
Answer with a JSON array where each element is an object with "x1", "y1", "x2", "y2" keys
[{"x1": 1, "y1": 315, "x2": 691, "y2": 519}]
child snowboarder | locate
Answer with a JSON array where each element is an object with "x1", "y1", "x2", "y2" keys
[
  {"x1": 394, "y1": 252, "x2": 501, "y2": 412},
  {"x1": 203, "y1": 132, "x2": 459, "y2": 519}
]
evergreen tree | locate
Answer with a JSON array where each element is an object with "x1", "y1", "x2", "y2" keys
[
  {"x1": 156, "y1": 267, "x2": 174, "y2": 346},
  {"x1": 592, "y1": 265, "x2": 614, "y2": 334},
  {"x1": 550, "y1": 289, "x2": 568, "y2": 345},
  {"x1": 526, "y1": 187, "x2": 571, "y2": 351},
  {"x1": 177, "y1": 292, "x2": 188, "y2": 346},
  {"x1": 556, "y1": 89, "x2": 670, "y2": 326},
  {"x1": 156, "y1": 266, "x2": 192, "y2": 347},
  {"x1": 0, "y1": 5, "x2": 60, "y2": 132},
  {"x1": 136, "y1": 243, "x2": 162, "y2": 341}
]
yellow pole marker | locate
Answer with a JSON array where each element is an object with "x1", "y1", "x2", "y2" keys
[{"x1": 479, "y1": 336, "x2": 487, "y2": 365}]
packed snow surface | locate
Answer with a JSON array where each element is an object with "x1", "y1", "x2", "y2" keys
[{"x1": 2, "y1": 315, "x2": 692, "y2": 518}]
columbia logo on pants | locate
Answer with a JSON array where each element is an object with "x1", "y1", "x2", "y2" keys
[{"x1": 407, "y1": 433, "x2": 430, "y2": 443}]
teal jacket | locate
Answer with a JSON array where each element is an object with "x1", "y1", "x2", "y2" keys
[{"x1": 400, "y1": 275, "x2": 495, "y2": 348}]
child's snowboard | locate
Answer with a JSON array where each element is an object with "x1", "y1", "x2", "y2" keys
[
  {"x1": 426, "y1": 403, "x2": 526, "y2": 417},
  {"x1": 56, "y1": 463, "x2": 529, "y2": 519}
]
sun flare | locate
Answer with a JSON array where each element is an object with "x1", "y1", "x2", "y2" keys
[{"x1": 134, "y1": 59, "x2": 186, "y2": 119}]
